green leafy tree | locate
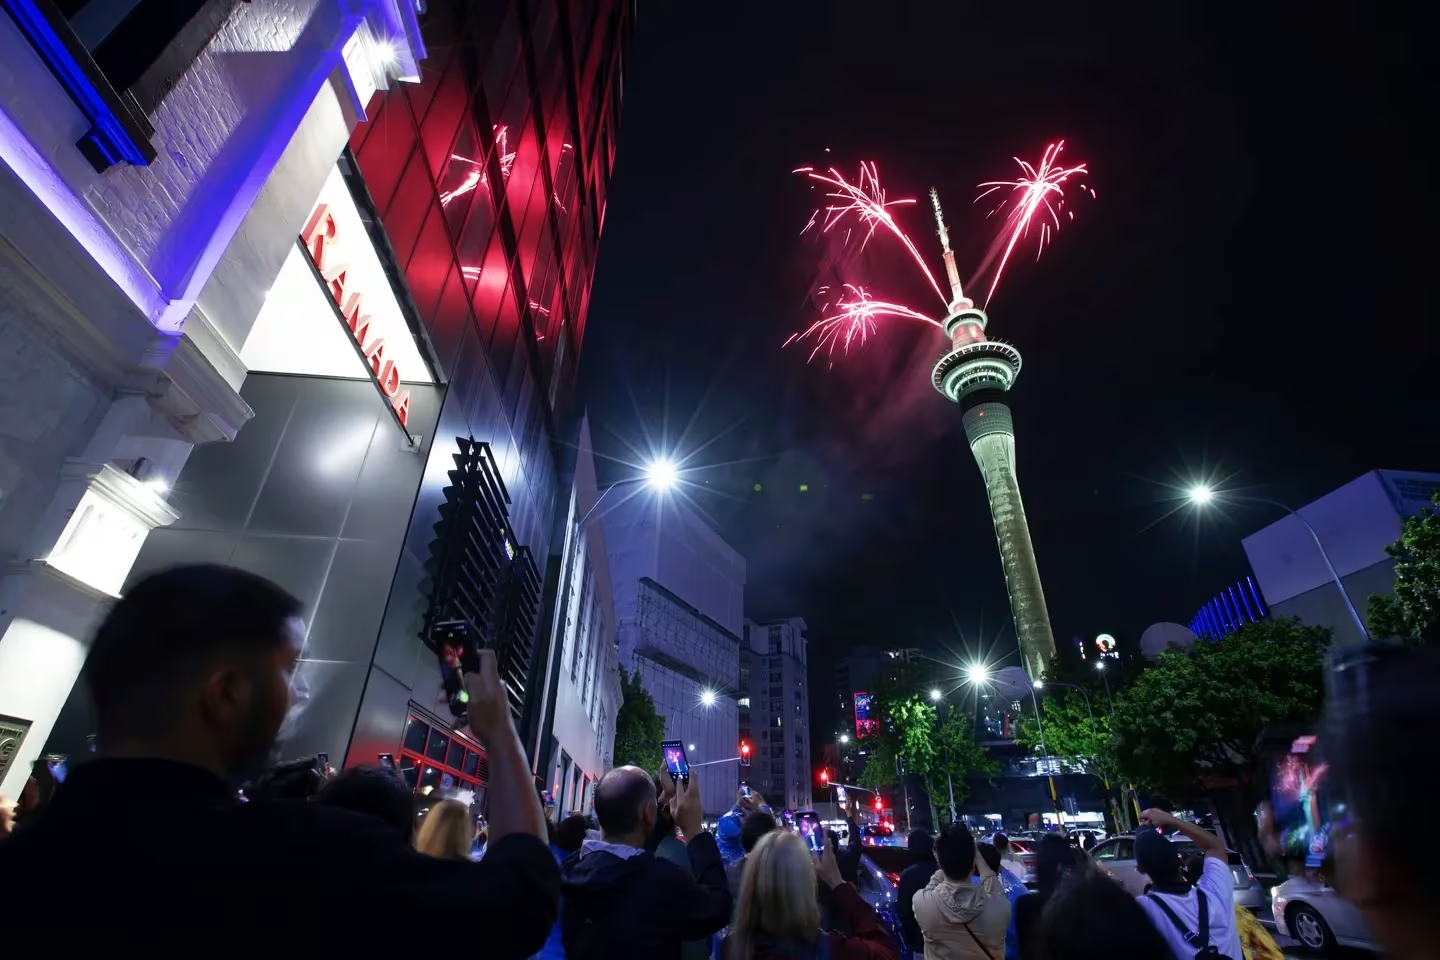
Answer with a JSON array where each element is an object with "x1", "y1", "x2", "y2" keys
[
  {"x1": 1015, "y1": 690, "x2": 1116, "y2": 781},
  {"x1": 612, "y1": 667, "x2": 664, "y2": 773},
  {"x1": 856, "y1": 738, "x2": 899, "y2": 791},
  {"x1": 1369, "y1": 490, "x2": 1440, "y2": 645},
  {"x1": 1109, "y1": 618, "x2": 1329, "y2": 800},
  {"x1": 927, "y1": 704, "x2": 997, "y2": 819}
]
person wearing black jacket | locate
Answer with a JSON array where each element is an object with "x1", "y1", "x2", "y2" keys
[
  {"x1": 560, "y1": 765, "x2": 732, "y2": 959},
  {"x1": 0, "y1": 565, "x2": 559, "y2": 954},
  {"x1": 895, "y1": 828, "x2": 936, "y2": 952}
]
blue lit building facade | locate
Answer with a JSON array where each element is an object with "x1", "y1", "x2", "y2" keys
[{"x1": 1190, "y1": 576, "x2": 1268, "y2": 640}]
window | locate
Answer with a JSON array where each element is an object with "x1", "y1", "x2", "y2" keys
[
  {"x1": 774, "y1": 717, "x2": 783, "y2": 728},
  {"x1": 737, "y1": 697, "x2": 750, "y2": 708},
  {"x1": 396, "y1": 713, "x2": 486, "y2": 807}
]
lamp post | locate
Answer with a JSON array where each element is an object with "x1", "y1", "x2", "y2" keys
[
  {"x1": 576, "y1": 458, "x2": 679, "y2": 527},
  {"x1": 1092, "y1": 661, "x2": 1139, "y2": 825},
  {"x1": 929, "y1": 688, "x2": 958, "y2": 825},
  {"x1": 965, "y1": 665, "x2": 1059, "y2": 826},
  {"x1": 1188, "y1": 485, "x2": 1368, "y2": 642}
]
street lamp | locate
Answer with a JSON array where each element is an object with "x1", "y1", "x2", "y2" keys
[
  {"x1": 1187, "y1": 484, "x2": 1368, "y2": 641},
  {"x1": 966, "y1": 664, "x2": 990, "y2": 685},
  {"x1": 839, "y1": 734, "x2": 850, "y2": 745},
  {"x1": 929, "y1": 688, "x2": 942, "y2": 702},
  {"x1": 699, "y1": 688, "x2": 718, "y2": 708},
  {"x1": 575, "y1": 457, "x2": 680, "y2": 527}
]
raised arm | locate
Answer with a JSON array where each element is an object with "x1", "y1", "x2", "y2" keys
[
  {"x1": 467, "y1": 650, "x2": 547, "y2": 843},
  {"x1": 1141, "y1": 808, "x2": 1226, "y2": 862}
]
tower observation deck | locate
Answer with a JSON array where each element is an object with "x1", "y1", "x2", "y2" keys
[{"x1": 932, "y1": 303, "x2": 1056, "y2": 677}]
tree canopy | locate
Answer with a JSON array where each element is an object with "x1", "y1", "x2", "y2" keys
[
  {"x1": 612, "y1": 666, "x2": 664, "y2": 773},
  {"x1": 1108, "y1": 618, "x2": 1329, "y2": 800},
  {"x1": 853, "y1": 687, "x2": 995, "y2": 815},
  {"x1": 1368, "y1": 490, "x2": 1440, "y2": 646}
]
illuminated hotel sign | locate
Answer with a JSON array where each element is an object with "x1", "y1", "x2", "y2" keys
[
  {"x1": 240, "y1": 166, "x2": 432, "y2": 437},
  {"x1": 300, "y1": 204, "x2": 410, "y2": 428}
]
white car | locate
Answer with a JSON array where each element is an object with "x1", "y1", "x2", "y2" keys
[
  {"x1": 1089, "y1": 835, "x2": 1265, "y2": 909},
  {"x1": 1272, "y1": 876, "x2": 1380, "y2": 953}
]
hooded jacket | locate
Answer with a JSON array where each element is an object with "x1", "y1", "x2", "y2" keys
[
  {"x1": 560, "y1": 832, "x2": 732, "y2": 960},
  {"x1": 911, "y1": 870, "x2": 1011, "y2": 960}
]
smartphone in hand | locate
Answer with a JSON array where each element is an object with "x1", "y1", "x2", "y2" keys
[
  {"x1": 797, "y1": 811, "x2": 825, "y2": 854},
  {"x1": 661, "y1": 740, "x2": 690, "y2": 783},
  {"x1": 434, "y1": 621, "x2": 481, "y2": 718}
]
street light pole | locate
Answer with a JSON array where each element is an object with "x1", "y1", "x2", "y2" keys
[{"x1": 1189, "y1": 486, "x2": 1369, "y2": 642}]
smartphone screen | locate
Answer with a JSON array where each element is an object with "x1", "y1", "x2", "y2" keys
[
  {"x1": 44, "y1": 754, "x2": 68, "y2": 784},
  {"x1": 797, "y1": 812, "x2": 824, "y2": 854},
  {"x1": 661, "y1": 740, "x2": 689, "y2": 782},
  {"x1": 317, "y1": 752, "x2": 329, "y2": 769},
  {"x1": 739, "y1": 785, "x2": 752, "y2": 800},
  {"x1": 433, "y1": 621, "x2": 480, "y2": 718},
  {"x1": 1268, "y1": 732, "x2": 1331, "y2": 868},
  {"x1": 378, "y1": 753, "x2": 396, "y2": 770}
]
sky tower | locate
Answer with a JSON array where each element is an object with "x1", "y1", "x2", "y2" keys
[{"x1": 928, "y1": 190, "x2": 1056, "y2": 677}]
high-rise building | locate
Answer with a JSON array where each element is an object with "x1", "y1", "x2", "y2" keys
[
  {"x1": 0, "y1": 0, "x2": 635, "y2": 800},
  {"x1": 741, "y1": 617, "x2": 811, "y2": 812},
  {"x1": 603, "y1": 495, "x2": 745, "y2": 817},
  {"x1": 533, "y1": 416, "x2": 622, "y2": 816}
]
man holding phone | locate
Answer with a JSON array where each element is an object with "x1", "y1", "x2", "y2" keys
[
  {"x1": 0, "y1": 564, "x2": 559, "y2": 954},
  {"x1": 560, "y1": 765, "x2": 732, "y2": 959}
]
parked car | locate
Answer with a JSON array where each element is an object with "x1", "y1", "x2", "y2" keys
[
  {"x1": 853, "y1": 852, "x2": 913, "y2": 959},
  {"x1": 1272, "y1": 876, "x2": 1380, "y2": 953},
  {"x1": 1089, "y1": 836, "x2": 1265, "y2": 908}
]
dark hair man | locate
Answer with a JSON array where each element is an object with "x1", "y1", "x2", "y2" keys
[
  {"x1": 0, "y1": 565, "x2": 557, "y2": 952},
  {"x1": 560, "y1": 766, "x2": 732, "y2": 959},
  {"x1": 1134, "y1": 809, "x2": 1242, "y2": 959},
  {"x1": 895, "y1": 828, "x2": 936, "y2": 952},
  {"x1": 1329, "y1": 646, "x2": 1440, "y2": 960},
  {"x1": 913, "y1": 823, "x2": 1011, "y2": 958},
  {"x1": 315, "y1": 765, "x2": 417, "y2": 843}
]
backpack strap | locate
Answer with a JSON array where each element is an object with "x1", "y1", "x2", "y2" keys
[
  {"x1": 962, "y1": 923, "x2": 996, "y2": 960},
  {"x1": 1146, "y1": 890, "x2": 1211, "y2": 950}
]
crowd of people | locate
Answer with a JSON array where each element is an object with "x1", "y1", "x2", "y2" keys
[{"x1": 0, "y1": 563, "x2": 1434, "y2": 960}]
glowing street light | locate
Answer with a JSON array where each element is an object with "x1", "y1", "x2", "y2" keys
[
  {"x1": 688, "y1": 743, "x2": 696, "y2": 751},
  {"x1": 645, "y1": 458, "x2": 679, "y2": 491},
  {"x1": 839, "y1": 734, "x2": 850, "y2": 744},
  {"x1": 699, "y1": 688, "x2": 718, "y2": 707},
  {"x1": 576, "y1": 457, "x2": 680, "y2": 527},
  {"x1": 1186, "y1": 482, "x2": 1368, "y2": 641},
  {"x1": 929, "y1": 688, "x2": 942, "y2": 702},
  {"x1": 1032, "y1": 680, "x2": 1045, "y2": 690},
  {"x1": 966, "y1": 664, "x2": 990, "y2": 685}
]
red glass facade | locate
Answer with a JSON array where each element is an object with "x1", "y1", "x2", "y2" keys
[{"x1": 350, "y1": 0, "x2": 631, "y2": 433}]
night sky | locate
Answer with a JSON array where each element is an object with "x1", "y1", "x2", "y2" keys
[{"x1": 576, "y1": 2, "x2": 1429, "y2": 721}]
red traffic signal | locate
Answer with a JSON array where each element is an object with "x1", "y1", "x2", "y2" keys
[
  {"x1": 739, "y1": 741, "x2": 751, "y2": 767},
  {"x1": 874, "y1": 795, "x2": 884, "y2": 811},
  {"x1": 819, "y1": 770, "x2": 829, "y2": 784}
]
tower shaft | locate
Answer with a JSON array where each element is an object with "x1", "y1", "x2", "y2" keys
[{"x1": 963, "y1": 399, "x2": 1056, "y2": 678}]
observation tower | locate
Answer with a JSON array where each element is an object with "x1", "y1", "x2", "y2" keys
[{"x1": 929, "y1": 191, "x2": 1056, "y2": 677}]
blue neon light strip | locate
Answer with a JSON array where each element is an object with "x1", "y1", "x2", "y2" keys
[{"x1": 1, "y1": 0, "x2": 156, "y2": 170}]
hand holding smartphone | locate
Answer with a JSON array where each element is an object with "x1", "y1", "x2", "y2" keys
[
  {"x1": 797, "y1": 811, "x2": 825, "y2": 854},
  {"x1": 661, "y1": 740, "x2": 690, "y2": 784},
  {"x1": 434, "y1": 621, "x2": 481, "y2": 718}
]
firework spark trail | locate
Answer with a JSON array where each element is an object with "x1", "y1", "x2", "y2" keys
[
  {"x1": 783, "y1": 284, "x2": 942, "y2": 362},
  {"x1": 973, "y1": 140, "x2": 1089, "y2": 305},
  {"x1": 795, "y1": 163, "x2": 949, "y2": 307}
]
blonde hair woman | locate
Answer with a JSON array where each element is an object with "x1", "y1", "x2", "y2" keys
[
  {"x1": 724, "y1": 829, "x2": 898, "y2": 960},
  {"x1": 415, "y1": 799, "x2": 473, "y2": 861}
]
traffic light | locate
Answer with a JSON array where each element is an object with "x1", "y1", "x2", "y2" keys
[
  {"x1": 819, "y1": 769, "x2": 829, "y2": 785},
  {"x1": 874, "y1": 795, "x2": 884, "y2": 811},
  {"x1": 739, "y1": 741, "x2": 751, "y2": 767}
]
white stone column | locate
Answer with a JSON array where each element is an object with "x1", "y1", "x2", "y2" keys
[{"x1": 0, "y1": 332, "x2": 250, "y2": 797}]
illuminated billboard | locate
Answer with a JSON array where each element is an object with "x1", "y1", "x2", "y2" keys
[{"x1": 854, "y1": 691, "x2": 878, "y2": 740}]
